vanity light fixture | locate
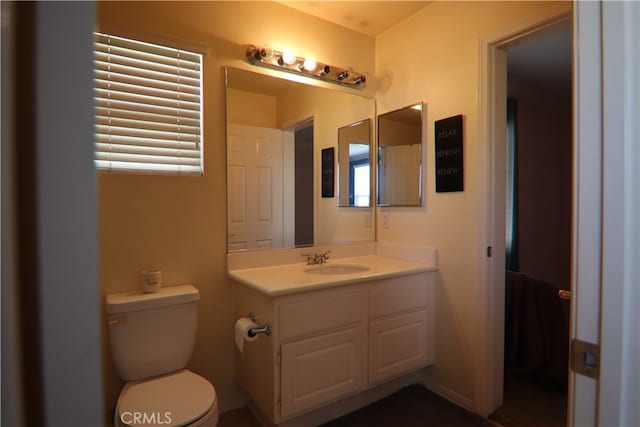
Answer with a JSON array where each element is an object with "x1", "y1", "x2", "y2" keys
[
  {"x1": 246, "y1": 44, "x2": 367, "y2": 89},
  {"x1": 302, "y1": 57, "x2": 317, "y2": 72}
]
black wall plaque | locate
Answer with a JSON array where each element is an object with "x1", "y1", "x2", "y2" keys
[
  {"x1": 435, "y1": 115, "x2": 464, "y2": 192},
  {"x1": 321, "y1": 147, "x2": 335, "y2": 198}
]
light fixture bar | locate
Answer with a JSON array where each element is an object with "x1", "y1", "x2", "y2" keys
[{"x1": 246, "y1": 45, "x2": 367, "y2": 89}]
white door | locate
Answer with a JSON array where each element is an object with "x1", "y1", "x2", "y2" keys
[
  {"x1": 227, "y1": 124, "x2": 284, "y2": 251},
  {"x1": 379, "y1": 144, "x2": 421, "y2": 205}
]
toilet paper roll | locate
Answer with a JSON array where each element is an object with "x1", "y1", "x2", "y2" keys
[{"x1": 234, "y1": 317, "x2": 259, "y2": 354}]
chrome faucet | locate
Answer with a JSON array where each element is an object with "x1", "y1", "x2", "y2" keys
[{"x1": 301, "y1": 250, "x2": 331, "y2": 265}]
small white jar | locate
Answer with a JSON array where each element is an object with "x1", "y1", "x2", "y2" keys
[{"x1": 140, "y1": 269, "x2": 162, "y2": 293}]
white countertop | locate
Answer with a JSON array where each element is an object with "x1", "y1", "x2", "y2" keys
[{"x1": 228, "y1": 254, "x2": 438, "y2": 297}]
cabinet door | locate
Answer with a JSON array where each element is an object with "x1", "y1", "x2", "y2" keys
[
  {"x1": 369, "y1": 310, "x2": 430, "y2": 385},
  {"x1": 280, "y1": 326, "x2": 365, "y2": 419}
]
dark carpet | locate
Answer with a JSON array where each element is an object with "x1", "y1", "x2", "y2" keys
[{"x1": 320, "y1": 384, "x2": 494, "y2": 427}]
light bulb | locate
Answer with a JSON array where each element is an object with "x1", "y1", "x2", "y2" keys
[
  {"x1": 302, "y1": 57, "x2": 317, "y2": 72},
  {"x1": 282, "y1": 50, "x2": 296, "y2": 65}
]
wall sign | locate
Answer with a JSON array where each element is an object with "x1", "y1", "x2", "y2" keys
[
  {"x1": 321, "y1": 147, "x2": 335, "y2": 198},
  {"x1": 435, "y1": 115, "x2": 464, "y2": 192}
]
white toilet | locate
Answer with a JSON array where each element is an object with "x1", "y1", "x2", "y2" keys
[{"x1": 106, "y1": 284, "x2": 218, "y2": 427}]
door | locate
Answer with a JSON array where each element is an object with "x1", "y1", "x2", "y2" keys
[
  {"x1": 227, "y1": 123, "x2": 284, "y2": 251},
  {"x1": 378, "y1": 144, "x2": 421, "y2": 205}
]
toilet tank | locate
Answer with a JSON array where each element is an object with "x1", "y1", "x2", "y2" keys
[{"x1": 106, "y1": 284, "x2": 199, "y2": 381}]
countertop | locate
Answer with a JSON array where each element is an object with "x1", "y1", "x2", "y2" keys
[{"x1": 228, "y1": 254, "x2": 438, "y2": 297}]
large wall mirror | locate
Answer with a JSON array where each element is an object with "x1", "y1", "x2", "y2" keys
[
  {"x1": 226, "y1": 67, "x2": 376, "y2": 252},
  {"x1": 377, "y1": 103, "x2": 424, "y2": 207},
  {"x1": 338, "y1": 119, "x2": 372, "y2": 207}
]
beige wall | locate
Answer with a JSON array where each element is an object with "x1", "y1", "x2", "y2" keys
[
  {"x1": 277, "y1": 85, "x2": 375, "y2": 245},
  {"x1": 97, "y1": 1, "x2": 374, "y2": 420},
  {"x1": 375, "y1": 1, "x2": 570, "y2": 402},
  {"x1": 227, "y1": 89, "x2": 277, "y2": 128}
]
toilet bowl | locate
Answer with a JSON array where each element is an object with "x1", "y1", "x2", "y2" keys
[
  {"x1": 107, "y1": 285, "x2": 218, "y2": 427},
  {"x1": 114, "y1": 370, "x2": 218, "y2": 427}
]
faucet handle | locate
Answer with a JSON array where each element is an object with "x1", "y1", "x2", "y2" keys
[
  {"x1": 300, "y1": 253, "x2": 314, "y2": 265},
  {"x1": 320, "y1": 250, "x2": 331, "y2": 263}
]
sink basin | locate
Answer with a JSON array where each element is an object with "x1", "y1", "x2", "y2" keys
[{"x1": 304, "y1": 264, "x2": 371, "y2": 275}]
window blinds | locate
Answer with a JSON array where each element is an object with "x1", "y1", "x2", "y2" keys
[{"x1": 94, "y1": 33, "x2": 203, "y2": 174}]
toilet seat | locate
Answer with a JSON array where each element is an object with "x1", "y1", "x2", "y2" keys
[{"x1": 117, "y1": 369, "x2": 216, "y2": 427}]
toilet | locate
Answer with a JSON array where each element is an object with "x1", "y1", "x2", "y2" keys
[{"x1": 106, "y1": 284, "x2": 218, "y2": 427}]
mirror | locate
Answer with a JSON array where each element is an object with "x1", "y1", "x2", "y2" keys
[
  {"x1": 226, "y1": 67, "x2": 376, "y2": 252},
  {"x1": 377, "y1": 103, "x2": 424, "y2": 206},
  {"x1": 338, "y1": 119, "x2": 372, "y2": 207}
]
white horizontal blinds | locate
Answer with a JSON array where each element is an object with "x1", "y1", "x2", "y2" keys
[{"x1": 94, "y1": 32, "x2": 203, "y2": 174}]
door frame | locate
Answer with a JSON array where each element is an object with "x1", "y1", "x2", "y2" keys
[
  {"x1": 477, "y1": 2, "x2": 640, "y2": 424},
  {"x1": 475, "y1": 2, "x2": 573, "y2": 418}
]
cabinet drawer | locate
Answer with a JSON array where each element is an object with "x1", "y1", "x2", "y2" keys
[
  {"x1": 278, "y1": 288, "x2": 365, "y2": 341},
  {"x1": 280, "y1": 326, "x2": 365, "y2": 419},
  {"x1": 369, "y1": 309, "x2": 430, "y2": 385},
  {"x1": 369, "y1": 275, "x2": 427, "y2": 319}
]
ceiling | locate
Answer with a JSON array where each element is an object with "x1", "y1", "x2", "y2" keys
[
  {"x1": 507, "y1": 22, "x2": 572, "y2": 95},
  {"x1": 259, "y1": 3, "x2": 571, "y2": 95},
  {"x1": 276, "y1": 1, "x2": 431, "y2": 36}
]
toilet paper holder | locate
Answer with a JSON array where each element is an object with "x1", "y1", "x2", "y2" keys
[{"x1": 248, "y1": 312, "x2": 271, "y2": 337}]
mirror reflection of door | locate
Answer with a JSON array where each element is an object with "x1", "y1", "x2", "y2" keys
[
  {"x1": 227, "y1": 124, "x2": 284, "y2": 251},
  {"x1": 378, "y1": 144, "x2": 421, "y2": 206}
]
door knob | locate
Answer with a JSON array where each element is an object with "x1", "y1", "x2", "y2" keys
[{"x1": 558, "y1": 289, "x2": 572, "y2": 300}]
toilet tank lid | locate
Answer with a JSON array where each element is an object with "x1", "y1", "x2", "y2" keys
[{"x1": 106, "y1": 284, "x2": 199, "y2": 314}]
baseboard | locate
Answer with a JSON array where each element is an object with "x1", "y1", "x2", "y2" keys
[
  {"x1": 218, "y1": 393, "x2": 248, "y2": 414},
  {"x1": 421, "y1": 375, "x2": 475, "y2": 414}
]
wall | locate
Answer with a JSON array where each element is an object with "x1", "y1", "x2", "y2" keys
[
  {"x1": 97, "y1": 1, "x2": 374, "y2": 420},
  {"x1": 227, "y1": 89, "x2": 277, "y2": 128},
  {"x1": 277, "y1": 85, "x2": 375, "y2": 245},
  {"x1": 509, "y1": 77, "x2": 572, "y2": 290},
  {"x1": 375, "y1": 1, "x2": 570, "y2": 405}
]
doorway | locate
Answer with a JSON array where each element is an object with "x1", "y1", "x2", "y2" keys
[
  {"x1": 489, "y1": 21, "x2": 572, "y2": 427},
  {"x1": 293, "y1": 122, "x2": 314, "y2": 246}
]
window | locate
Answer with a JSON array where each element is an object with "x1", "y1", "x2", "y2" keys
[
  {"x1": 94, "y1": 32, "x2": 203, "y2": 174},
  {"x1": 350, "y1": 161, "x2": 370, "y2": 207}
]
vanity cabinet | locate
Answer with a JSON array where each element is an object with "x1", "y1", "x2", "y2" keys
[
  {"x1": 281, "y1": 326, "x2": 365, "y2": 418},
  {"x1": 277, "y1": 287, "x2": 368, "y2": 419},
  {"x1": 368, "y1": 275, "x2": 433, "y2": 385},
  {"x1": 234, "y1": 272, "x2": 435, "y2": 425}
]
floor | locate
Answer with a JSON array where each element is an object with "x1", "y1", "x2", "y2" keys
[
  {"x1": 219, "y1": 384, "x2": 494, "y2": 427},
  {"x1": 489, "y1": 373, "x2": 567, "y2": 427}
]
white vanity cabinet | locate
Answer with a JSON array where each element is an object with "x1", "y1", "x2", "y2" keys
[
  {"x1": 368, "y1": 275, "x2": 434, "y2": 385},
  {"x1": 234, "y1": 271, "x2": 435, "y2": 425},
  {"x1": 277, "y1": 287, "x2": 368, "y2": 419}
]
